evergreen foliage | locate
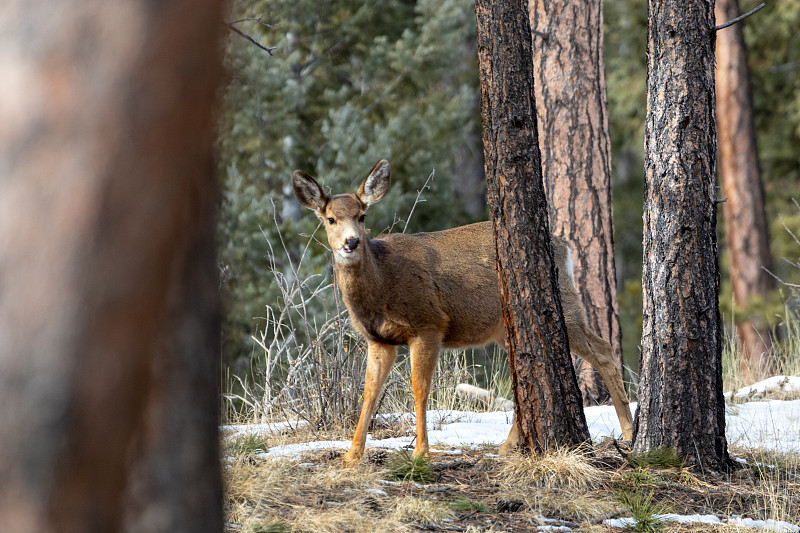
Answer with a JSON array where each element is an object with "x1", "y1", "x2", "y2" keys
[
  {"x1": 603, "y1": 0, "x2": 800, "y2": 368},
  {"x1": 217, "y1": 0, "x2": 800, "y2": 376},
  {"x1": 217, "y1": 0, "x2": 481, "y2": 368}
]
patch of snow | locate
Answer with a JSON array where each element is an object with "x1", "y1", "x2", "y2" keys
[
  {"x1": 221, "y1": 420, "x2": 307, "y2": 438},
  {"x1": 730, "y1": 376, "x2": 800, "y2": 399},
  {"x1": 604, "y1": 514, "x2": 799, "y2": 532},
  {"x1": 725, "y1": 400, "x2": 800, "y2": 452},
  {"x1": 363, "y1": 488, "x2": 388, "y2": 496},
  {"x1": 253, "y1": 382, "x2": 800, "y2": 457},
  {"x1": 730, "y1": 516, "x2": 800, "y2": 532}
]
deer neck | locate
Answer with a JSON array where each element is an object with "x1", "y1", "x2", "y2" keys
[{"x1": 333, "y1": 240, "x2": 385, "y2": 311}]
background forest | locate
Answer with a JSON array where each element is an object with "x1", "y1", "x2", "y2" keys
[{"x1": 217, "y1": 0, "x2": 800, "y2": 382}]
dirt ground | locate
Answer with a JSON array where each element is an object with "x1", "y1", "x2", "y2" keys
[{"x1": 222, "y1": 435, "x2": 800, "y2": 533}]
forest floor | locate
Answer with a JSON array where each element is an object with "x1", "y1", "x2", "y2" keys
[{"x1": 221, "y1": 378, "x2": 800, "y2": 533}]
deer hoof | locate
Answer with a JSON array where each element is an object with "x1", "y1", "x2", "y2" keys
[{"x1": 342, "y1": 448, "x2": 363, "y2": 467}]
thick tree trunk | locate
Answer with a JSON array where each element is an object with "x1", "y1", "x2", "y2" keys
[
  {"x1": 529, "y1": 0, "x2": 622, "y2": 406},
  {"x1": 634, "y1": 0, "x2": 731, "y2": 471},
  {"x1": 475, "y1": 0, "x2": 591, "y2": 452},
  {"x1": 715, "y1": 0, "x2": 775, "y2": 383},
  {"x1": 0, "y1": 2, "x2": 225, "y2": 531}
]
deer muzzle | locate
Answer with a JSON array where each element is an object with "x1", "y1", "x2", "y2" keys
[{"x1": 344, "y1": 237, "x2": 360, "y2": 252}]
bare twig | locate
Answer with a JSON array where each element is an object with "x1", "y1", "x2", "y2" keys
[
  {"x1": 225, "y1": 23, "x2": 276, "y2": 55},
  {"x1": 228, "y1": 14, "x2": 277, "y2": 28},
  {"x1": 402, "y1": 169, "x2": 435, "y2": 234},
  {"x1": 715, "y1": 2, "x2": 766, "y2": 31},
  {"x1": 762, "y1": 267, "x2": 800, "y2": 289}
]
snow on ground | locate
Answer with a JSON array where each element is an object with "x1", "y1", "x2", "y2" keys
[
  {"x1": 604, "y1": 514, "x2": 800, "y2": 532},
  {"x1": 228, "y1": 376, "x2": 800, "y2": 458},
  {"x1": 726, "y1": 376, "x2": 800, "y2": 400},
  {"x1": 223, "y1": 376, "x2": 800, "y2": 532}
]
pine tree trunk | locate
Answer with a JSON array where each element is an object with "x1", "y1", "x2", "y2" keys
[
  {"x1": 634, "y1": 0, "x2": 731, "y2": 471},
  {"x1": 0, "y1": 2, "x2": 225, "y2": 531},
  {"x1": 528, "y1": 0, "x2": 622, "y2": 406},
  {"x1": 715, "y1": 0, "x2": 775, "y2": 383},
  {"x1": 475, "y1": 0, "x2": 591, "y2": 451}
]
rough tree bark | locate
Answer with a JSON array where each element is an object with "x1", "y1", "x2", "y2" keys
[
  {"x1": 715, "y1": 0, "x2": 775, "y2": 383},
  {"x1": 475, "y1": 0, "x2": 591, "y2": 451},
  {"x1": 634, "y1": 0, "x2": 731, "y2": 470},
  {"x1": 529, "y1": 0, "x2": 622, "y2": 406},
  {"x1": 0, "y1": 1, "x2": 225, "y2": 531}
]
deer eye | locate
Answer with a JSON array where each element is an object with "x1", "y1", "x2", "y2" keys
[
  {"x1": 327, "y1": 218, "x2": 336, "y2": 225},
  {"x1": 359, "y1": 215, "x2": 366, "y2": 223}
]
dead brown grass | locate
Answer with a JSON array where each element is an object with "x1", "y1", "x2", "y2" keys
[{"x1": 222, "y1": 434, "x2": 800, "y2": 533}]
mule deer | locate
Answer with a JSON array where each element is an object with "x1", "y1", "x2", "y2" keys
[{"x1": 292, "y1": 160, "x2": 634, "y2": 465}]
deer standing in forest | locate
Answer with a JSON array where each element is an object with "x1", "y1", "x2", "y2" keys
[{"x1": 292, "y1": 160, "x2": 634, "y2": 465}]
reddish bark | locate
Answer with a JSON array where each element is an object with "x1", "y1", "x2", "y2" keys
[
  {"x1": 476, "y1": 0, "x2": 590, "y2": 451},
  {"x1": 529, "y1": 0, "x2": 622, "y2": 406},
  {"x1": 715, "y1": 0, "x2": 775, "y2": 383},
  {"x1": 0, "y1": 1, "x2": 225, "y2": 531},
  {"x1": 635, "y1": 0, "x2": 731, "y2": 471}
]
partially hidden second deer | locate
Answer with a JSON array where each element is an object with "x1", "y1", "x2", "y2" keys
[{"x1": 292, "y1": 160, "x2": 634, "y2": 465}]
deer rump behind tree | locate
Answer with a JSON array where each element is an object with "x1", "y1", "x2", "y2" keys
[{"x1": 292, "y1": 160, "x2": 633, "y2": 464}]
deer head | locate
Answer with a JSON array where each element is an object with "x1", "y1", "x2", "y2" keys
[{"x1": 293, "y1": 160, "x2": 391, "y2": 266}]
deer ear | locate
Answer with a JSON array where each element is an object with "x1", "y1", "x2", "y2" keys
[
  {"x1": 293, "y1": 170, "x2": 328, "y2": 212},
  {"x1": 357, "y1": 160, "x2": 391, "y2": 207}
]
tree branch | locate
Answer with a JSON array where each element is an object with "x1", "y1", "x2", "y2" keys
[
  {"x1": 225, "y1": 23, "x2": 276, "y2": 55},
  {"x1": 715, "y1": 2, "x2": 766, "y2": 31}
]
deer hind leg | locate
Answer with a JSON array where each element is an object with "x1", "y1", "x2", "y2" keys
[
  {"x1": 567, "y1": 323, "x2": 634, "y2": 441},
  {"x1": 408, "y1": 332, "x2": 442, "y2": 459},
  {"x1": 488, "y1": 326, "x2": 522, "y2": 455},
  {"x1": 344, "y1": 341, "x2": 397, "y2": 465}
]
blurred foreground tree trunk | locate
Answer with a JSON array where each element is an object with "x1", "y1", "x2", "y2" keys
[
  {"x1": 634, "y1": 0, "x2": 731, "y2": 471},
  {"x1": 0, "y1": 2, "x2": 225, "y2": 531},
  {"x1": 529, "y1": 0, "x2": 623, "y2": 406},
  {"x1": 715, "y1": 0, "x2": 775, "y2": 383},
  {"x1": 475, "y1": 0, "x2": 590, "y2": 452}
]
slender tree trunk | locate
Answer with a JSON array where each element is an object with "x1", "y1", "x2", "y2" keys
[
  {"x1": 634, "y1": 0, "x2": 731, "y2": 471},
  {"x1": 715, "y1": 0, "x2": 775, "y2": 383},
  {"x1": 475, "y1": 0, "x2": 591, "y2": 452},
  {"x1": 0, "y1": 1, "x2": 225, "y2": 531},
  {"x1": 528, "y1": 0, "x2": 622, "y2": 406}
]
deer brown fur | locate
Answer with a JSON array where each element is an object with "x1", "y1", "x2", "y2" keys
[{"x1": 293, "y1": 160, "x2": 634, "y2": 465}]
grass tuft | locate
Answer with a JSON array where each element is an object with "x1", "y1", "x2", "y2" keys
[
  {"x1": 626, "y1": 447, "x2": 683, "y2": 469},
  {"x1": 386, "y1": 450, "x2": 434, "y2": 484},
  {"x1": 621, "y1": 467, "x2": 660, "y2": 487},
  {"x1": 247, "y1": 520, "x2": 291, "y2": 533},
  {"x1": 499, "y1": 445, "x2": 602, "y2": 490},
  {"x1": 228, "y1": 432, "x2": 269, "y2": 457},
  {"x1": 392, "y1": 495, "x2": 454, "y2": 524},
  {"x1": 448, "y1": 495, "x2": 489, "y2": 513}
]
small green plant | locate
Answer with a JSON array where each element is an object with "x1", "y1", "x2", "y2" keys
[
  {"x1": 248, "y1": 519, "x2": 291, "y2": 533},
  {"x1": 614, "y1": 488, "x2": 672, "y2": 533},
  {"x1": 386, "y1": 450, "x2": 434, "y2": 484},
  {"x1": 626, "y1": 447, "x2": 682, "y2": 469},
  {"x1": 229, "y1": 432, "x2": 268, "y2": 457},
  {"x1": 621, "y1": 467, "x2": 659, "y2": 487},
  {"x1": 673, "y1": 466, "x2": 700, "y2": 485},
  {"x1": 449, "y1": 496, "x2": 489, "y2": 513}
]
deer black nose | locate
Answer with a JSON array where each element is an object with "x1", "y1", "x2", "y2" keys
[{"x1": 345, "y1": 237, "x2": 359, "y2": 250}]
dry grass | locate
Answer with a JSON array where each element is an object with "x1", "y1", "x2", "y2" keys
[
  {"x1": 498, "y1": 445, "x2": 603, "y2": 490},
  {"x1": 221, "y1": 434, "x2": 800, "y2": 533},
  {"x1": 390, "y1": 495, "x2": 454, "y2": 523}
]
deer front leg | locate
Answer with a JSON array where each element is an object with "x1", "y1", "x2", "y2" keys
[
  {"x1": 343, "y1": 341, "x2": 397, "y2": 466},
  {"x1": 409, "y1": 333, "x2": 442, "y2": 459}
]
